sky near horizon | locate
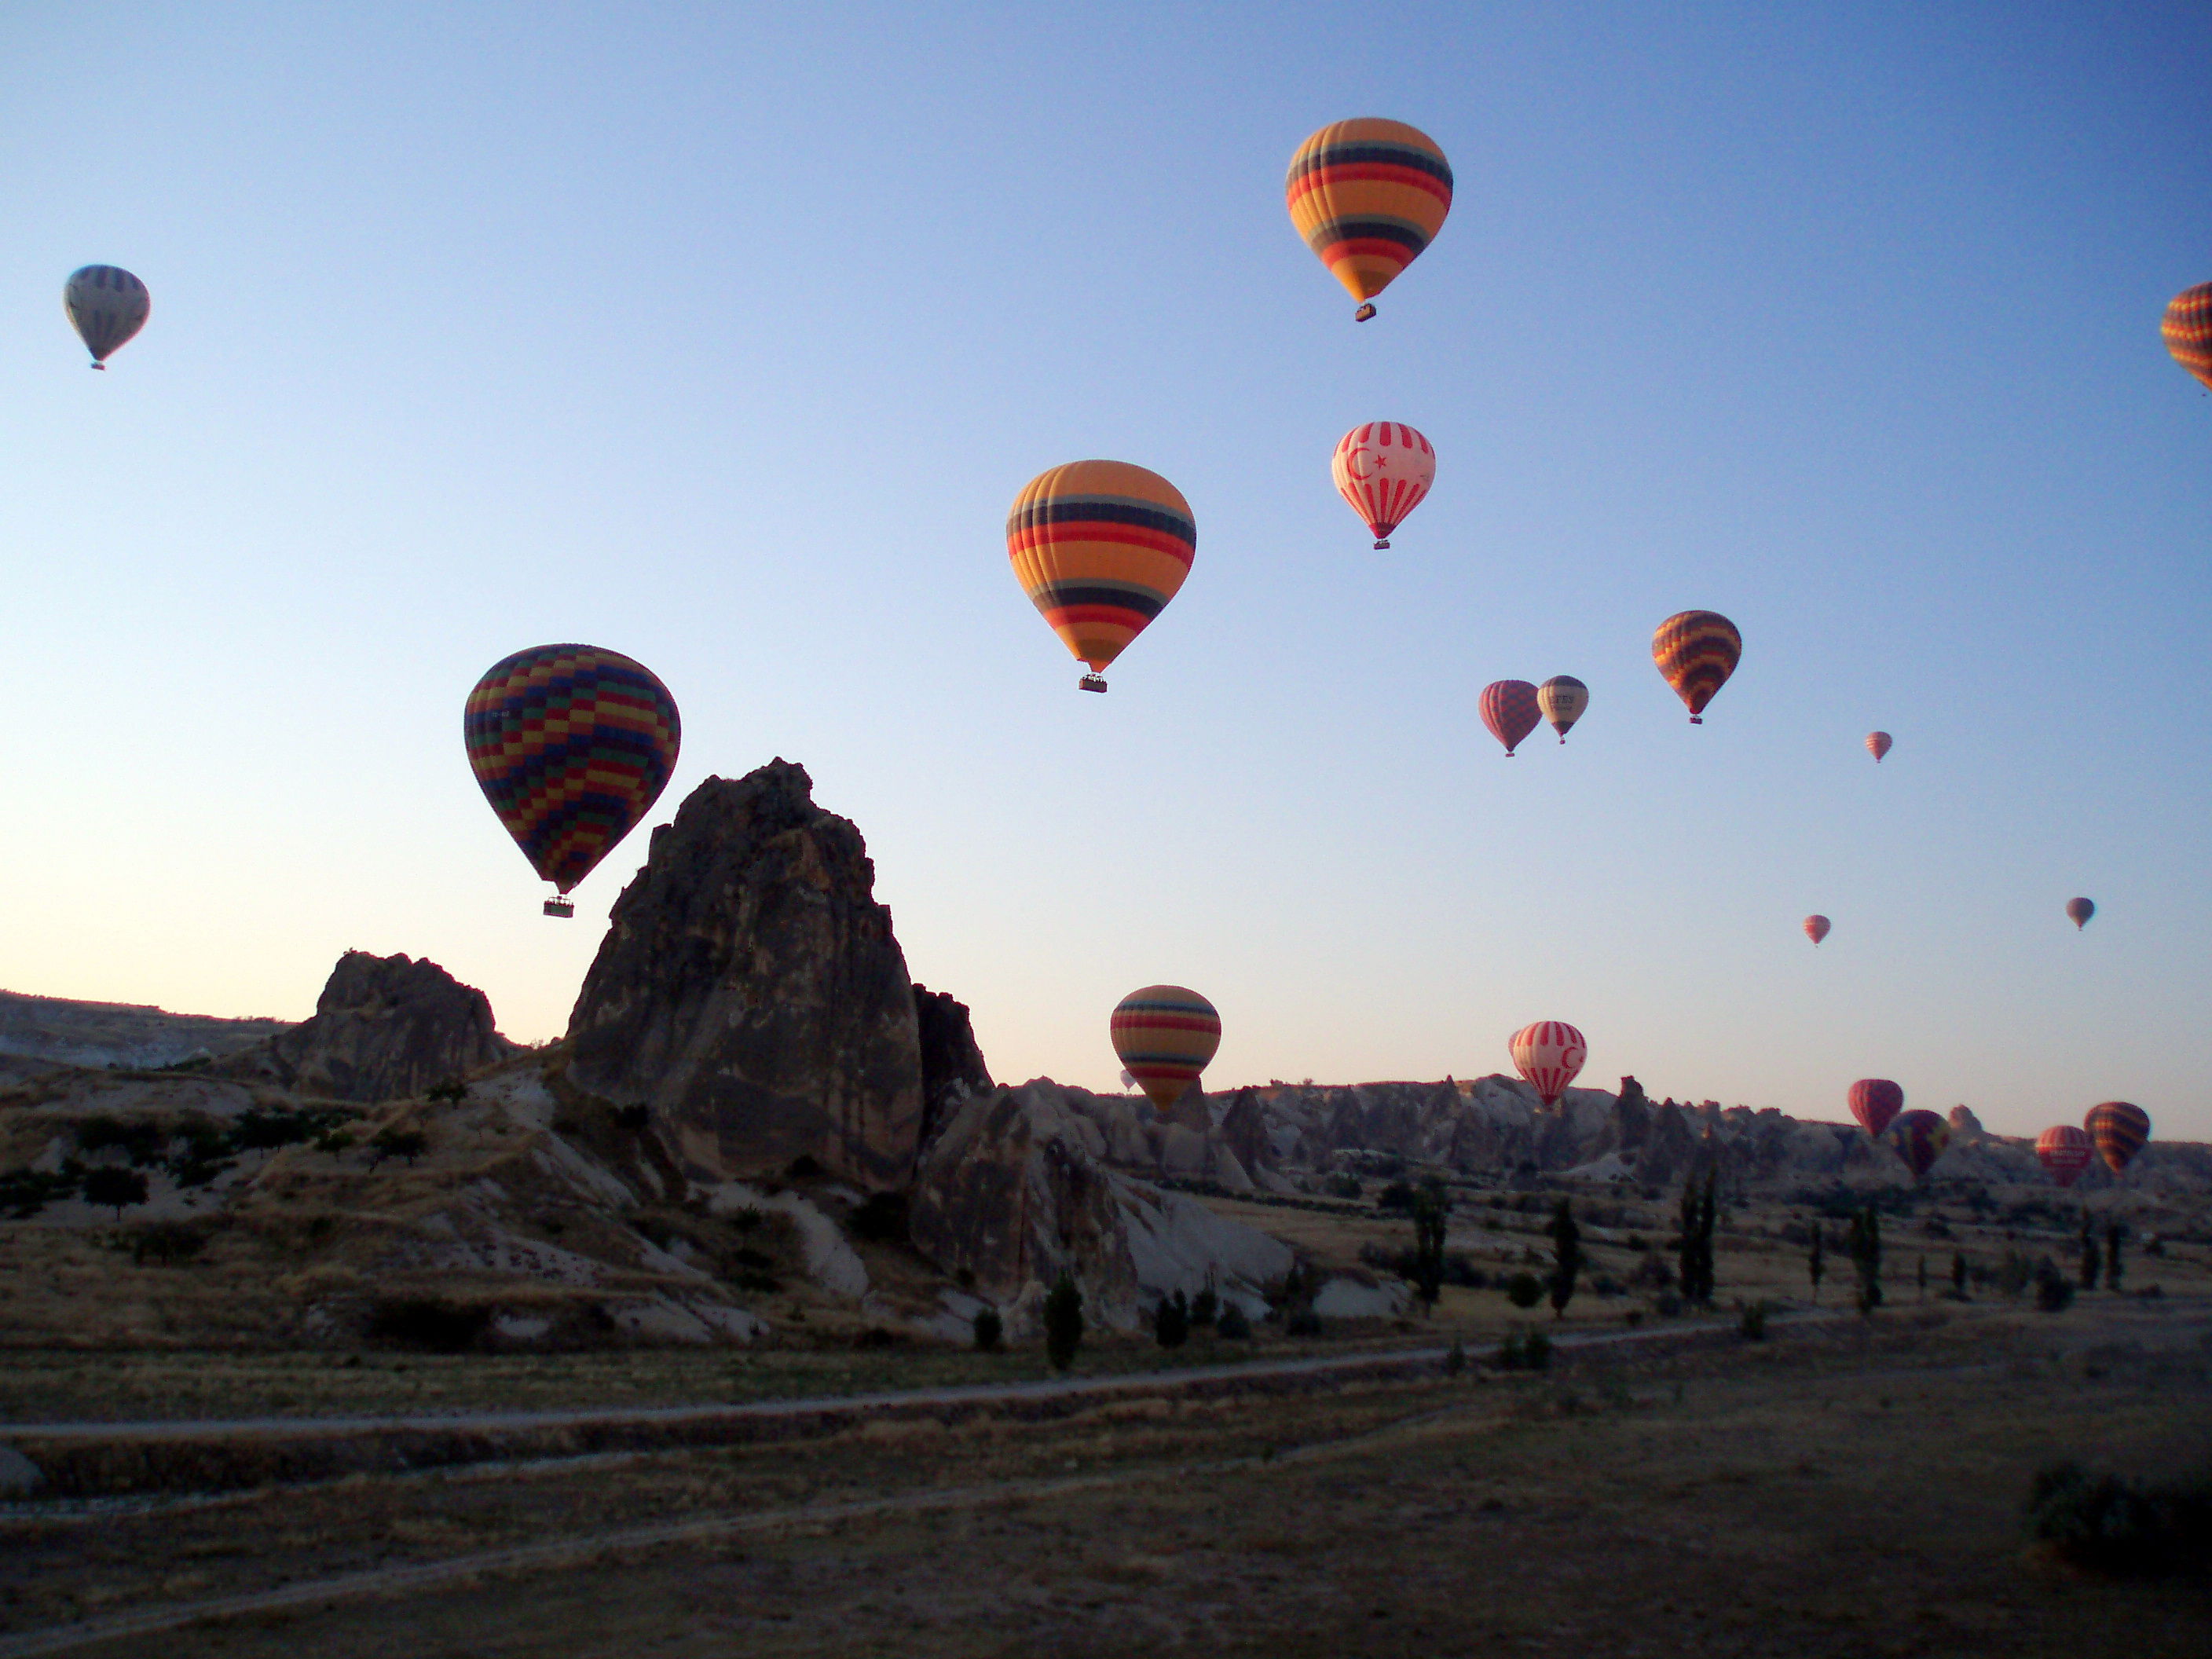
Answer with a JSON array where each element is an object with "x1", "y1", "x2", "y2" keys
[{"x1": 2, "y1": 4, "x2": 2208, "y2": 1139}]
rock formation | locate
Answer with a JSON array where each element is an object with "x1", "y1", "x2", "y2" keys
[
  {"x1": 914, "y1": 985, "x2": 991, "y2": 1152},
  {"x1": 224, "y1": 951, "x2": 511, "y2": 1102},
  {"x1": 563, "y1": 762, "x2": 925, "y2": 1192}
]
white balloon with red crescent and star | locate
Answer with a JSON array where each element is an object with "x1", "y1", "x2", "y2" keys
[{"x1": 1331, "y1": 422, "x2": 1435, "y2": 549}]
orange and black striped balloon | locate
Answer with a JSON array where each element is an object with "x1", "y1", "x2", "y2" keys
[
  {"x1": 1008, "y1": 461, "x2": 1195, "y2": 686},
  {"x1": 2083, "y1": 1101, "x2": 2151, "y2": 1174},
  {"x1": 1652, "y1": 610, "x2": 1741, "y2": 723},
  {"x1": 2162, "y1": 283, "x2": 2212, "y2": 392},
  {"x1": 1286, "y1": 119, "x2": 1452, "y2": 317}
]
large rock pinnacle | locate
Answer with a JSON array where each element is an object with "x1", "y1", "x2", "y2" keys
[{"x1": 564, "y1": 760, "x2": 925, "y2": 1192}]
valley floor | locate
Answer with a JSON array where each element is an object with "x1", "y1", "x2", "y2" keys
[{"x1": 2, "y1": 1294, "x2": 2207, "y2": 1657}]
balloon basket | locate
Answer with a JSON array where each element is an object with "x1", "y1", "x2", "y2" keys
[
  {"x1": 544, "y1": 898, "x2": 575, "y2": 918},
  {"x1": 1079, "y1": 673, "x2": 1108, "y2": 694},
  {"x1": 1372, "y1": 538, "x2": 1390, "y2": 550},
  {"x1": 90, "y1": 363, "x2": 105, "y2": 371},
  {"x1": 1353, "y1": 303, "x2": 1377, "y2": 322},
  {"x1": 1689, "y1": 716, "x2": 1703, "y2": 724}
]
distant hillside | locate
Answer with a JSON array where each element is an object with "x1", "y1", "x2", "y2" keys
[{"x1": 0, "y1": 990, "x2": 293, "y2": 1071}]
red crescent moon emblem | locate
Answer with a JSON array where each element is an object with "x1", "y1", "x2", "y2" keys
[{"x1": 1345, "y1": 449, "x2": 1378, "y2": 482}]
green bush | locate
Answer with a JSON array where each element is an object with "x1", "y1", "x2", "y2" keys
[
  {"x1": 1188, "y1": 1285, "x2": 1218, "y2": 1328},
  {"x1": 972, "y1": 1306, "x2": 1002, "y2": 1352},
  {"x1": 125, "y1": 1220, "x2": 209, "y2": 1265},
  {"x1": 2024, "y1": 1461, "x2": 2212, "y2": 1575},
  {"x1": 1503, "y1": 1270, "x2": 1544, "y2": 1309},
  {"x1": 1215, "y1": 1304, "x2": 1251, "y2": 1340},
  {"x1": 82, "y1": 1166, "x2": 149, "y2": 1218},
  {"x1": 366, "y1": 1296, "x2": 489, "y2": 1352},
  {"x1": 2034, "y1": 1263, "x2": 2075, "y2": 1313},
  {"x1": 1044, "y1": 1271, "x2": 1084, "y2": 1371},
  {"x1": 1739, "y1": 1301, "x2": 1768, "y2": 1341},
  {"x1": 1154, "y1": 1291, "x2": 1190, "y2": 1350}
]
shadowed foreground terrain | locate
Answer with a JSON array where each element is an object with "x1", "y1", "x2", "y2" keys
[{"x1": 4, "y1": 1295, "x2": 2205, "y2": 1657}]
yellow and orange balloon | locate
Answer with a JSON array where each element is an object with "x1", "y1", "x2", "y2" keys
[
  {"x1": 1007, "y1": 461, "x2": 1196, "y2": 691},
  {"x1": 1111, "y1": 987, "x2": 1221, "y2": 1115},
  {"x1": 1286, "y1": 119, "x2": 1452, "y2": 321}
]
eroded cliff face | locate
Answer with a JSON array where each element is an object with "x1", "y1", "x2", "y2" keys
[
  {"x1": 563, "y1": 761, "x2": 925, "y2": 1193},
  {"x1": 223, "y1": 951, "x2": 511, "y2": 1103}
]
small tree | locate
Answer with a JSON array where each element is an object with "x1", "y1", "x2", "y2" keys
[
  {"x1": 1951, "y1": 1251, "x2": 1968, "y2": 1297},
  {"x1": 1188, "y1": 1283, "x2": 1218, "y2": 1329},
  {"x1": 1546, "y1": 1196, "x2": 1583, "y2": 1320},
  {"x1": 1409, "y1": 1180, "x2": 1450, "y2": 1311},
  {"x1": 369, "y1": 1127, "x2": 429, "y2": 1168},
  {"x1": 2077, "y1": 1209, "x2": 2102, "y2": 1291},
  {"x1": 1848, "y1": 1205, "x2": 1883, "y2": 1315},
  {"x1": 425, "y1": 1079, "x2": 468, "y2": 1105},
  {"x1": 2104, "y1": 1221, "x2": 2125, "y2": 1292},
  {"x1": 1043, "y1": 1270, "x2": 1084, "y2": 1371},
  {"x1": 1807, "y1": 1229, "x2": 1825, "y2": 1304},
  {"x1": 1917, "y1": 1254, "x2": 1928, "y2": 1302},
  {"x1": 1503, "y1": 1270, "x2": 1544, "y2": 1309},
  {"x1": 83, "y1": 1166, "x2": 148, "y2": 1221},
  {"x1": 1675, "y1": 1180, "x2": 1700, "y2": 1302},
  {"x1": 972, "y1": 1306, "x2": 1002, "y2": 1352},
  {"x1": 1154, "y1": 1290, "x2": 1190, "y2": 1350}
]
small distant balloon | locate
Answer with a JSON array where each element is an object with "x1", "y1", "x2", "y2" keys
[
  {"x1": 1510, "y1": 1020, "x2": 1587, "y2": 1109},
  {"x1": 1804, "y1": 914, "x2": 1831, "y2": 947},
  {"x1": 1006, "y1": 461, "x2": 1196, "y2": 692},
  {"x1": 1331, "y1": 423, "x2": 1434, "y2": 549},
  {"x1": 2084, "y1": 1101, "x2": 2151, "y2": 1174},
  {"x1": 1651, "y1": 611, "x2": 1741, "y2": 723},
  {"x1": 64, "y1": 266, "x2": 149, "y2": 368},
  {"x1": 1110, "y1": 986, "x2": 1221, "y2": 1116},
  {"x1": 2035, "y1": 1125, "x2": 2093, "y2": 1188},
  {"x1": 1866, "y1": 731, "x2": 1892, "y2": 763},
  {"x1": 1892, "y1": 1109, "x2": 1951, "y2": 1181},
  {"x1": 1286, "y1": 119, "x2": 1452, "y2": 322},
  {"x1": 2066, "y1": 897, "x2": 2095, "y2": 931},
  {"x1": 1119, "y1": 1069, "x2": 1139, "y2": 1093},
  {"x1": 1480, "y1": 679, "x2": 1541, "y2": 756},
  {"x1": 1848, "y1": 1079, "x2": 1903, "y2": 1139},
  {"x1": 2162, "y1": 282, "x2": 2212, "y2": 393},
  {"x1": 1537, "y1": 676, "x2": 1588, "y2": 744}
]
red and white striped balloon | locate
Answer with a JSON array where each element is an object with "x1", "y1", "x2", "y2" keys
[
  {"x1": 1510, "y1": 1020, "x2": 1587, "y2": 1108},
  {"x1": 1804, "y1": 914, "x2": 1831, "y2": 946},
  {"x1": 2035, "y1": 1125, "x2": 2093, "y2": 1188},
  {"x1": 1331, "y1": 422, "x2": 1434, "y2": 549}
]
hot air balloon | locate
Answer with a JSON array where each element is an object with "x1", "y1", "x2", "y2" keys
[
  {"x1": 1111, "y1": 987, "x2": 1221, "y2": 1115},
  {"x1": 1651, "y1": 611, "x2": 1741, "y2": 723},
  {"x1": 1537, "y1": 676, "x2": 1588, "y2": 743},
  {"x1": 1892, "y1": 1109, "x2": 1951, "y2": 1181},
  {"x1": 1007, "y1": 461, "x2": 1195, "y2": 692},
  {"x1": 2036, "y1": 1125, "x2": 2094, "y2": 1188},
  {"x1": 1331, "y1": 423, "x2": 1434, "y2": 548},
  {"x1": 2066, "y1": 897, "x2": 2095, "y2": 931},
  {"x1": 2163, "y1": 283, "x2": 2212, "y2": 393},
  {"x1": 1848, "y1": 1079, "x2": 1903, "y2": 1139},
  {"x1": 1510, "y1": 1021, "x2": 1587, "y2": 1108},
  {"x1": 2084, "y1": 1101, "x2": 2151, "y2": 1174},
  {"x1": 64, "y1": 266, "x2": 149, "y2": 368},
  {"x1": 1804, "y1": 914, "x2": 1831, "y2": 947},
  {"x1": 464, "y1": 645, "x2": 681, "y2": 917},
  {"x1": 1285, "y1": 119, "x2": 1452, "y2": 322},
  {"x1": 1480, "y1": 679, "x2": 1541, "y2": 756},
  {"x1": 1866, "y1": 731, "x2": 1892, "y2": 763}
]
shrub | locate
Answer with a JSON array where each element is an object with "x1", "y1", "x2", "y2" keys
[
  {"x1": 2034, "y1": 1262, "x2": 2075, "y2": 1313},
  {"x1": 368, "y1": 1128, "x2": 429, "y2": 1167},
  {"x1": 972, "y1": 1306, "x2": 1002, "y2": 1352},
  {"x1": 1189, "y1": 1285, "x2": 1218, "y2": 1328},
  {"x1": 1498, "y1": 1328, "x2": 1552, "y2": 1371},
  {"x1": 426, "y1": 1079, "x2": 470, "y2": 1105},
  {"x1": 126, "y1": 1220, "x2": 208, "y2": 1265},
  {"x1": 82, "y1": 1166, "x2": 149, "y2": 1219},
  {"x1": 366, "y1": 1296, "x2": 489, "y2": 1353},
  {"x1": 1323, "y1": 1173, "x2": 1363, "y2": 1199},
  {"x1": 848, "y1": 1191, "x2": 909, "y2": 1243},
  {"x1": 1375, "y1": 1180, "x2": 1417, "y2": 1211},
  {"x1": 785, "y1": 1154, "x2": 824, "y2": 1180},
  {"x1": 1503, "y1": 1271, "x2": 1544, "y2": 1309},
  {"x1": 2024, "y1": 1461, "x2": 2212, "y2": 1575},
  {"x1": 1215, "y1": 1304, "x2": 1251, "y2": 1340},
  {"x1": 1284, "y1": 1309, "x2": 1323, "y2": 1339},
  {"x1": 1044, "y1": 1271, "x2": 1084, "y2": 1371},
  {"x1": 1154, "y1": 1292, "x2": 1190, "y2": 1350},
  {"x1": 1739, "y1": 1301, "x2": 1768, "y2": 1341},
  {"x1": 1444, "y1": 1339, "x2": 1467, "y2": 1377},
  {"x1": 1653, "y1": 1291, "x2": 1683, "y2": 1318}
]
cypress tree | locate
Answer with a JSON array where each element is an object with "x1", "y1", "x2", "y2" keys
[
  {"x1": 2104, "y1": 1221, "x2": 2124, "y2": 1291},
  {"x1": 1546, "y1": 1196, "x2": 1583, "y2": 1320},
  {"x1": 1807, "y1": 1228, "x2": 1825, "y2": 1304},
  {"x1": 1848, "y1": 1206, "x2": 1883, "y2": 1314},
  {"x1": 1044, "y1": 1270, "x2": 1085, "y2": 1371},
  {"x1": 2077, "y1": 1209, "x2": 2101, "y2": 1291},
  {"x1": 1950, "y1": 1251, "x2": 1967, "y2": 1297},
  {"x1": 1410, "y1": 1179, "x2": 1450, "y2": 1311}
]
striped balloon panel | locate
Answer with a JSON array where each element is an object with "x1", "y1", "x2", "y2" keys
[
  {"x1": 1651, "y1": 610, "x2": 1741, "y2": 720},
  {"x1": 64, "y1": 266, "x2": 149, "y2": 363},
  {"x1": 1007, "y1": 461, "x2": 1196, "y2": 672},
  {"x1": 2036, "y1": 1125, "x2": 2093, "y2": 1188},
  {"x1": 1537, "y1": 676, "x2": 1588, "y2": 738},
  {"x1": 1804, "y1": 914, "x2": 1830, "y2": 945},
  {"x1": 1509, "y1": 1020, "x2": 1586, "y2": 1108},
  {"x1": 1892, "y1": 1109, "x2": 1950, "y2": 1180},
  {"x1": 1848, "y1": 1079, "x2": 1902, "y2": 1137},
  {"x1": 1285, "y1": 119, "x2": 1453, "y2": 303},
  {"x1": 1479, "y1": 679, "x2": 1541, "y2": 756},
  {"x1": 464, "y1": 644, "x2": 681, "y2": 894},
  {"x1": 2163, "y1": 283, "x2": 2212, "y2": 391},
  {"x1": 1866, "y1": 731, "x2": 1892, "y2": 762},
  {"x1": 2084, "y1": 1101, "x2": 2150, "y2": 1173},
  {"x1": 1111, "y1": 985, "x2": 1221, "y2": 1113},
  {"x1": 1331, "y1": 423, "x2": 1435, "y2": 540}
]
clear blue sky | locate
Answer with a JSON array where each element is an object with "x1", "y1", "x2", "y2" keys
[{"x1": 3, "y1": 3, "x2": 2207, "y2": 1139}]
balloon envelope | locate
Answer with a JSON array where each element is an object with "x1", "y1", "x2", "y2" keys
[
  {"x1": 1848, "y1": 1079, "x2": 1903, "y2": 1138},
  {"x1": 2036, "y1": 1125, "x2": 2093, "y2": 1188},
  {"x1": 64, "y1": 266, "x2": 149, "y2": 365},
  {"x1": 1866, "y1": 731, "x2": 1892, "y2": 763},
  {"x1": 464, "y1": 645, "x2": 681, "y2": 895},
  {"x1": 1651, "y1": 611, "x2": 1741, "y2": 723},
  {"x1": 1285, "y1": 119, "x2": 1452, "y2": 314},
  {"x1": 1007, "y1": 461, "x2": 1195, "y2": 683},
  {"x1": 1804, "y1": 914, "x2": 1831, "y2": 946},
  {"x1": 1111, "y1": 986, "x2": 1221, "y2": 1115},
  {"x1": 1537, "y1": 676, "x2": 1588, "y2": 742},
  {"x1": 2084, "y1": 1101, "x2": 2151, "y2": 1174},
  {"x1": 1510, "y1": 1020, "x2": 1587, "y2": 1108},
  {"x1": 2066, "y1": 896, "x2": 2095, "y2": 930},
  {"x1": 1480, "y1": 679, "x2": 1541, "y2": 756},
  {"x1": 1892, "y1": 1109, "x2": 1950, "y2": 1180},
  {"x1": 2163, "y1": 283, "x2": 2212, "y2": 392},
  {"x1": 1331, "y1": 423, "x2": 1434, "y2": 547}
]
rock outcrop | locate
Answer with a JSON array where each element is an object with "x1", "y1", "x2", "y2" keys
[
  {"x1": 224, "y1": 951, "x2": 511, "y2": 1102},
  {"x1": 564, "y1": 762, "x2": 925, "y2": 1193},
  {"x1": 913, "y1": 985, "x2": 991, "y2": 1152}
]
